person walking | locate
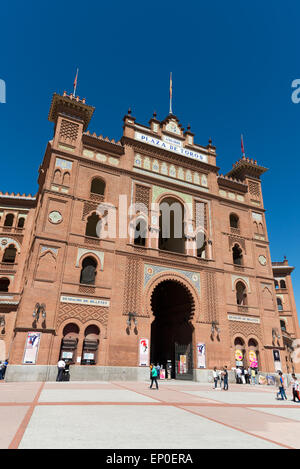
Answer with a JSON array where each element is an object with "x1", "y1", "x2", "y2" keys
[
  {"x1": 0, "y1": 362, "x2": 3, "y2": 380},
  {"x1": 56, "y1": 359, "x2": 65, "y2": 382},
  {"x1": 244, "y1": 367, "x2": 249, "y2": 384},
  {"x1": 250, "y1": 368, "x2": 257, "y2": 385},
  {"x1": 291, "y1": 374, "x2": 300, "y2": 402},
  {"x1": 223, "y1": 366, "x2": 229, "y2": 390},
  {"x1": 150, "y1": 363, "x2": 159, "y2": 390},
  {"x1": 276, "y1": 371, "x2": 287, "y2": 400},
  {"x1": 156, "y1": 363, "x2": 161, "y2": 379},
  {"x1": 212, "y1": 367, "x2": 218, "y2": 389}
]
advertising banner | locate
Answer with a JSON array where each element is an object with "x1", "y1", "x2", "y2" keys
[
  {"x1": 197, "y1": 343, "x2": 206, "y2": 368},
  {"x1": 23, "y1": 332, "x2": 41, "y2": 364},
  {"x1": 139, "y1": 338, "x2": 149, "y2": 366}
]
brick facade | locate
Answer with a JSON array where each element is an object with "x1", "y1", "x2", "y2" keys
[{"x1": 0, "y1": 91, "x2": 299, "y2": 380}]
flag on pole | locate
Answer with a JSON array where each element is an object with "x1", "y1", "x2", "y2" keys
[
  {"x1": 73, "y1": 68, "x2": 79, "y2": 97},
  {"x1": 169, "y1": 72, "x2": 173, "y2": 114},
  {"x1": 241, "y1": 134, "x2": 245, "y2": 156}
]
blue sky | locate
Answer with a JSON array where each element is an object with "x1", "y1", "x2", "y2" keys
[{"x1": 0, "y1": 1, "x2": 299, "y2": 317}]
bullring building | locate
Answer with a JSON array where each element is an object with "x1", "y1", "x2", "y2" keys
[{"x1": 0, "y1": 91, "x2": 299, "y2": 381}]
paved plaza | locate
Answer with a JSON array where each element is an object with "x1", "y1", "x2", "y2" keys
[{"x1": 0, "y1": 379, "x2": 299, "y2": 449}]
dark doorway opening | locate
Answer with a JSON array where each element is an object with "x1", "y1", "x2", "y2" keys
[{"x1": 150, "y1": 280, "x2": 194, "y2": 380}]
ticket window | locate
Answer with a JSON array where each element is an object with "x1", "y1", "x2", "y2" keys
[
  {"x1": 81, "y1": 339, "x2": 99, "y2": 365},
  {"x1": 60, "y1": 338, "x2": 78, "y2": 364},
  {"x1": 81, "y1": 325, "x2": 100, "y2": 365},
  {"x1": 60, "y1": 323, "x2": 80, "y2": 364}
]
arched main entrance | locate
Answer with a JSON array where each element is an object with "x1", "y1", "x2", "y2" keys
[{"x1": 150, "y1": 279, "x2": 195, "y2": 380}]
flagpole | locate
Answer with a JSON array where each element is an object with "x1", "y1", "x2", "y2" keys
[
  {"x1": 169, "y1": 72, "x2": 172, "y2": 114},
  {"x1": 73, "y1": 68, "x2": 79, "y2": 97},
  {"x1": 241, "y1": 133, "x2": 245, "y2": 157}
]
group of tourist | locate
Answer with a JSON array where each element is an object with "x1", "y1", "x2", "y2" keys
[
  {"x1": 212, "y1": 366, "x2": 229, "y2": 390},
  {"x1": 234, "y1": 366, "x2": 257, "y2": 385}
]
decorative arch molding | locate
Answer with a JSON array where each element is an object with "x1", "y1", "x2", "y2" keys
[
  {"x1": 143, "y1": 270, "x2": 200, "y2": 322},
  {"x1": 144, "y1": 264, "x2": 201, "y2": 294},
  {"x1": 0, "y1": 238, "x2": 21, "y2": 253},
  {"x1": 231, "y1": 274, "x2": 251, "y2": 293},
  {"x1": 152, "y1": 185, "x2": 193, "y2": 206},
  {"x1": 76, "y1": 248, "x2": 104, "y2": 270}
]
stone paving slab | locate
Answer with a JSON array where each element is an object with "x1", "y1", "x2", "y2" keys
[
  {"x1": 0, "y1": 380, "x2": 298, "y2": 449},
  {"x1": 184, "y1": 390, "x2": 293, "y2": 406},
  {"x1": 252, "y1": 407, "x2": 300, "y2": 422},
  {"x1": 0, "y1": 406, "x2": 29, "y2": 449},
  {"x1": 179, "y1": 405, "x2": 300, "y2": 449},
  {"x1": 38, "y1": 388, "x2": 159, "y2": 403},
  {"x1": 18, "y1": 404, "x2": 282, "y2": 449}
]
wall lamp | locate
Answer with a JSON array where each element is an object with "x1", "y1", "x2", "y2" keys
[
  {"x1": 33, "y1": 303, "x2": 46, "y2": 327},
  {"x1": 126, "y1": 312, "x2": 138, "y2": 335},
  {"x1": 211, "y1": 321, "x2": 220, "y2": 340}
]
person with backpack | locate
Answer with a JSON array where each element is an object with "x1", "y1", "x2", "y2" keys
[{"x1": 150, "y1": 363, "x2": 159, "y2": 389}]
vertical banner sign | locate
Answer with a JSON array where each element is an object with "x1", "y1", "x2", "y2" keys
[
  {"x1": 197, "y1": 343, "x2": 206, "y2": 368},
  {"x1": 139, "y1": 338, "x2": 149, "y2": 366},
  {"x1": 23, "y1": 332, "x2": 41, "y2": 364}
]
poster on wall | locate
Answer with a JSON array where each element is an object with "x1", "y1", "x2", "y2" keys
[
  {"x1": 273, "y1": 349, "x2": 282, "y2": 372},
  {"x1": 197, "y1": 343, "x2": 206, "y2": 368},
  {"x1": 139, "y1": 338, "x2": 149, "y2": 366},
  {"x1": 249, "y1": 350, "x2": 258, "y2": 368},
  {"x1": 23, "y1": 332, "x2": 41, "y2": 364},
  {"x1": 235, "y1": 349, "x2": 244, "y2": 366}
]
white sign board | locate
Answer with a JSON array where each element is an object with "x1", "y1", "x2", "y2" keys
[
  {"x1": 135, "y1": 131, "x2": 208, "y2": 163},
  {"x1": 60, "y1": 296, "x2": 110, "y2": 307}
]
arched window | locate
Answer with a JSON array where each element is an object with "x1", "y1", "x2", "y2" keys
[
  {"x1": 81, "y1": 324, "x2": 100, "y2": 365},
  {"x1": 91, "y1": 178, "x2": 105, "y2": 196},
  {"x1": 2, "y1": 244, "x2": 17, "y2": 263},
  {"x1": 62, "y1": 172, "x2": 70, "y2": 186},
  {"x1": 196, "y1": 231, "x2": 206, "y2": 258},
  {"x1": 60, "y1": 323, "x2": 80, "y2": 363},
  {"x1": 17, "y1": 217, "x2": 25, "y2": 228},
  {"x1": 134, "y1": 218, "x2": 147, "y2": 247},
  {"x1": 85, "y1": 212, "x2": 101, "y2": 238},
  {"x1": 158, "y1": 197, "x2": 185, "y2": 254},
  {"x1": 274, "y1": 280, "x2": 279, "y2": 289},
  {"x1": 232, "y1": 244, "x2": 243, "y2": 265},
  {"x1": 230, "y1": 214, "x2": 239, "y2": 229},
  {"x1": 80, "y1": 257, "x2": 97, "y2": 285},
  {"x1": 4, "y1": 214, "x2": 14, "y2": 227},
  {"x1": 0, "y1": 278, "x2": 10, "y2": 292},
  {"x1": 53, "y1": 169, "x2": 61, "y2": 184},
  {"x1": 280, "y1": 320, "x2": 286, "y2": 331},
  {"x1": 277, "y1": 297, "x2": 283, "y2": 311},
  {"x1": 280, "y1": 279, "x2": 286, "y2": 289},
  {"x1": 236, "y1": 281, "x2": 247, "y2": 305}
]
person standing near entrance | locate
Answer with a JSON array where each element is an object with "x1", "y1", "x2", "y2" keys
[
  {"x1": 56, "y1": 359, "x2": 65, "y2": 382},
  {"x1": 291, "y1": 374, "x2": 300, "y2": 402},
  {"x1": 212, "y1": 367, "x2": 218, "y2": 389},
  {"x1": 223, "y1": 366, "x2": 229, "y2": 390},
  {"x1": 150, "y1": 363, "x2": 159, "y2": 390}
]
